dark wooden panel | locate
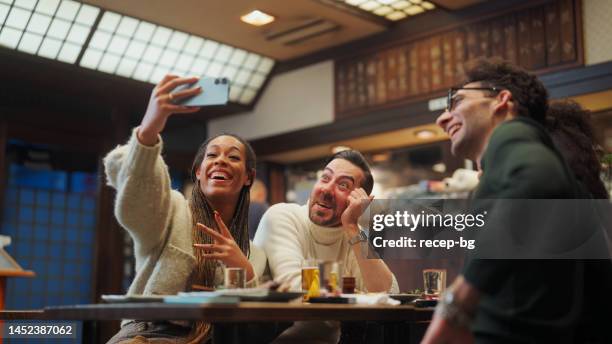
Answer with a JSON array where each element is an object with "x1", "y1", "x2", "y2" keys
[
  {"x1": 333, "y1": 0, "x2": 582, "y2": 120},
  {"x1": 560, "y1": 0, "x2": 577, "y2": 62},
  {"x1": 366, "y1": 56, "x2": 378, "y2": 106},
  {"x1": 545, "y1": 1, "x2": 562, "y2": 66},
  {"x1": 397, "y1": 47, "x2": 409, "y2": 100},
  {"x1": 530, "y1": 7, "x2": 547, "y2": 69},
  {"x1": 516, "y1": 10, "x2": 533, "y2": 69},
  {"x1": 376, "y1": 53, "x2": 388, "y2": 105},
  {"x1": 268, "y1": 163, "x2": 287, "y2": 205},
  {"x1": 429, "y1": 36, "x2": 443, "y2": 91},
  {"x1": 417, "y1": 40, "x2": 431, "y2": 94},
  {"x1": 386, "y1": 49, "x2": 400, "y2": 102},
  {"x1": 453, "y1": 30, "x2": 467, "y2": 84},
  {"x1": 0, "y1": 120, "x2": 6, "y2": 225},
  {"x1": 441, "y1": 32, "x2": 455, "y2": 89},
  {"x1": 465, "y1": 24, "x2": 479, "y2": 61},
  {"x1": 490, "y1": 19, "x2": 505, "y2": 60},
  {"x1": 356, "y1": 59, "x2": 368, "y2": 108},
  {"x1": 407, "y1": 44, "x2": 419, "y2": 97},
  {"x1": 476, "y1": 21, "x2": 491, "y2": 58},
  {"x1": 503, "y1": 14, "x2": 519, "y2": 64}
]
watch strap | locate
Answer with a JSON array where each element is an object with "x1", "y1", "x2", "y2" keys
[{"x1": 348, "y1": 230, "x2": 367, "y2": 245}]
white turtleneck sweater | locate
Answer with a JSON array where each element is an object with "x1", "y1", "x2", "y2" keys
[{"x1": 254, "y1": 203, "x2": 399, "y2": 344}]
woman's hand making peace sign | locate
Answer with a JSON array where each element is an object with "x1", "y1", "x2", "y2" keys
[{"x1": 193, "y1": 210, "x2": 255, "y2": 281}]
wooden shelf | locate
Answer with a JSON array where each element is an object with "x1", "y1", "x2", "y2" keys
[{"x1": 0, "y1": 269, "x2": 36, "y2": 278}]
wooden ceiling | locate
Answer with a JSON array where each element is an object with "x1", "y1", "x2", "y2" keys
[{"x1": 82, "y1": 0, "x2": 487, "y2": 61}]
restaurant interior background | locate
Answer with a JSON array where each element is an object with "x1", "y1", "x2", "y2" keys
[{"x1": 1, "y1": 0, "x2": 611, "y2": 342}]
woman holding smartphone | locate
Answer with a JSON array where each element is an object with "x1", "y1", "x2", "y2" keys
[{"x1": 104, "y1": 75, "x2": 264, "y2": 343}]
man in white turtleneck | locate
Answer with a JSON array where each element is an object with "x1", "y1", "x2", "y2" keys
[{"x1": 254, "y1": 150, "x2": 399, "y2": 344}]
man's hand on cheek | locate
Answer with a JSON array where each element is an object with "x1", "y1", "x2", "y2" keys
[{"x1": 341, "y1": 188, "x2": 374, "y2": 234}]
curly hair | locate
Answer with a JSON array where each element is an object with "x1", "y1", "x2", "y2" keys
[
  {"x1": 325, "y1": 149, "x2": 374, "y2": 195},
  {"x1": 545, "y1": 100, "x2": 608, "y2": 199},
  {"x1": 462, "y1": 58, "x2": 549, "y2": 123}
]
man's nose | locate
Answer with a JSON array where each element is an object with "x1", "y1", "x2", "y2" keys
[
  {"x1": 436, "y1": 110, "x2": 451, "y2": 130},
  {"x1": 320, "y1": 183, "x2": 333, "y2": 196}
]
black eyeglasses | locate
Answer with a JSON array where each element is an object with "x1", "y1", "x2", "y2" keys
[{"x1": 446, "y1": 86, "x2": 500, "y2": 112}]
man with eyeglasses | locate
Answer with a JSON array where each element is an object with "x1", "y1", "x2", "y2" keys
[{"x1": 422, "y1": 59, "x2": 611, "y2": 343}]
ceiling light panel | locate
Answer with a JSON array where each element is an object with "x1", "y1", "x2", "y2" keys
[
  {"x1": 337, "y1": 0, "x2": 435, "y2": 21},
  {"x1": 0, "y1": 1, "x2": 273, "y2": 106},
  {"x1": 0, "y1": 0, "x2": 99, "y2": 62},
  {"x1": 79, "y1": 11, "x2": 275, "y2": 105}
]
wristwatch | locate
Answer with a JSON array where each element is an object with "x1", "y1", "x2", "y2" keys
[
  {"x1": 348, "y1": 230, "x2": 368, "y2": 245},
  {"x1": 434, "y1": 290, "x2": 474, "y2": 328}
]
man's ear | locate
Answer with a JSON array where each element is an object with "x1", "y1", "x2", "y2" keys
[{"x1": 494, "y1": 90, "x2": 513, "y2": 117}]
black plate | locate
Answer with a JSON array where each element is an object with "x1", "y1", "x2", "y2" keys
[
  {"x1": 389, "y1": 294, "x2": 420, "y2": 304},
  {"x1": 239, "y1": 291, "x2": 303, "y2": 302},
  {"x1": 308, "y1": 296, "x2": 356, "y2": 304}
]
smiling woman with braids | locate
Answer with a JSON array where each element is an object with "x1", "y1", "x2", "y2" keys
[{"x1": 103, "y1": 75, "x2": 265, "y2": 344}]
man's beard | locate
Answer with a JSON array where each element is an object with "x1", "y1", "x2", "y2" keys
[{"x1": 309, "y1": 207, "x2": 341, "y2": 227}]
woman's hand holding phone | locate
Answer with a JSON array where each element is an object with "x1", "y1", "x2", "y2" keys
[{"x1": 137, "y1": 74, "x2": 202, "y2": 146}]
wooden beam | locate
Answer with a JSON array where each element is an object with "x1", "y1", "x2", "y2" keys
[
  {"x1": 0, "y1": 120, "x2": 6, "y2": 225},
  {"x1": 92, "y1": 108, "x2": 131, "y2": 343}
]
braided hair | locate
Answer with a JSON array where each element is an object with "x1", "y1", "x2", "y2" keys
[{"x1": 187, "y1": 133, "x2": 255, "y2": 341}]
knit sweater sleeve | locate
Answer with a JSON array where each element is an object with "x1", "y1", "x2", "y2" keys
[
  {"x1": 103, "y1": 128, "x2": 173, "y2": 253},
  {"x1": 253, "y1": 203, "x2": 305, "y2": 291}
]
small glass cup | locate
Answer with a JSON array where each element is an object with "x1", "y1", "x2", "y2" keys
[
  {"x1": 423, "y1": 269, "x2": 446, "y2": 299},
  {"x1": 301, "y1": 259, "x2": 320, "y2": 301},
  {"x1": 224, "y1": 267, "x2": 246, "y2": 289},
  {"x1": 342, "y1": 276, "x2": 356, "y2": 294},
  {"x1": 318, "y1": 261, "x2": 342, "y2": 295}
]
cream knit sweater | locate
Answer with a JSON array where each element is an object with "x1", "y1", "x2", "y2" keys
[
  {"x1": 254, "y1": 203, "x2": 399, "y2": 343},
  {"x1": 104, "y1": 129, "x2": 265, "y2": 299}
]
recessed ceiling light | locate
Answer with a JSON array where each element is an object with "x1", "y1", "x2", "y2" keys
[
  {"x1": 331, "y1": 145, "x2": 352, "y2": 154},
  {"x1": 343, "y1": 0, "x2": 433, "y2": 20},
  {"x1": 372, "y1": 152, "x2": 391, "y2": 163},
  {"x1": 414, "y1": 129, "x2": 436, "y2": 139},
  {"x1": 240, "y1": 10, "x2": 275, "y2": 26}
]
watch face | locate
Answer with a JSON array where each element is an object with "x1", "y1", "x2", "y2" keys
[
  {"x1": 359, "y1": 231, "x2": 367, "y2": 241},
  {"x1": 443, "y1": 291, "x2": 454, "y2": 304}
]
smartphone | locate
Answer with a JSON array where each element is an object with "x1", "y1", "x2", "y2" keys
[{"x1": 172, "y1": 77, "x2": 229, "y2": 106}]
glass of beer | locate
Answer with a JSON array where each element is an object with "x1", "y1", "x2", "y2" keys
[
  {"x1": 301, "y1": 259, "x2": 320, "y2": 301},
  {"x1": 423, "y1": 269, "x2": 446, "y2": 299}
]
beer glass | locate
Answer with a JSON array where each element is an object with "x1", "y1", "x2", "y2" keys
[{"x1": 301, "y1": 259, "x2": 320, "y2": 301}]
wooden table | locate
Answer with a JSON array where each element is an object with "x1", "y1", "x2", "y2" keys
[
  {"x1": 1, "y1": 302, "x2": 434, "y2": 343},
  {"x1": 41, "y1": 302, "x2": 433, "y2": 322}
]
